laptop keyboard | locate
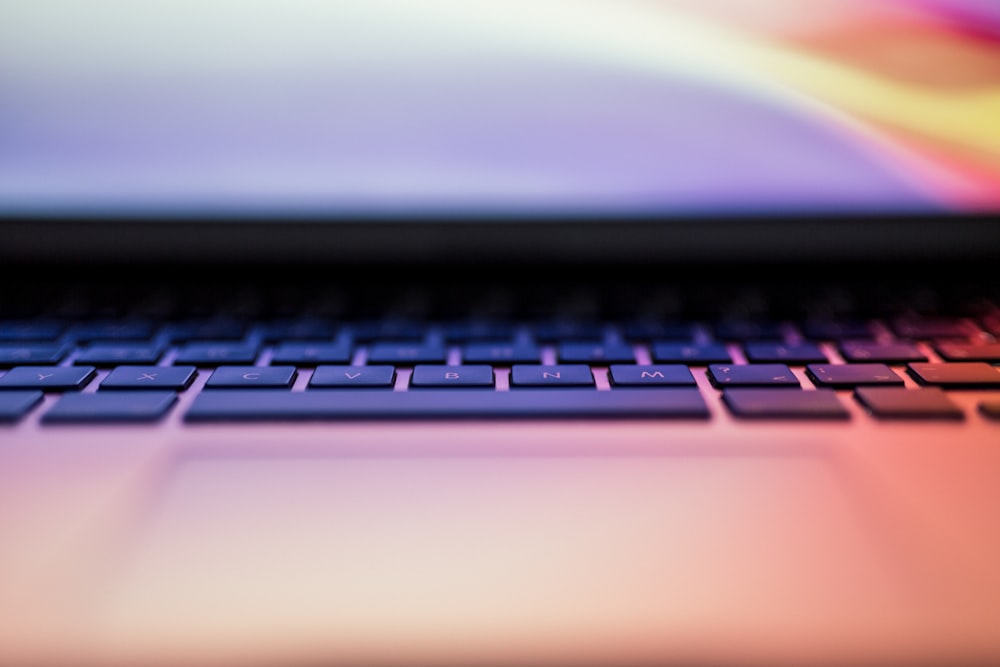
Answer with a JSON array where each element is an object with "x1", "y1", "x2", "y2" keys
[{"x1": 1, "y1": 279, "x2": 998, "y2": 424}]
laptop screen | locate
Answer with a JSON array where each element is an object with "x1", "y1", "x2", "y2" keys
[{"x1": 2, "y1": 0, "x2": 998, "y2": 263}]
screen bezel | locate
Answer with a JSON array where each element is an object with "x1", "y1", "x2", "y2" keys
[{"x1": 2, "y1": 212, "x2": 998, "y2": 268}]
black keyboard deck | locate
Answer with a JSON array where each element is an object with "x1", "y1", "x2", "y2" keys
[{"x1": 1, "y1": 277, "x2": 998, "y2": 424}]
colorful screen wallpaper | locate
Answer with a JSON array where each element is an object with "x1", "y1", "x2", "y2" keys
[{"x1": 1, "y1": 0, "x2": 999, "y2": 217}]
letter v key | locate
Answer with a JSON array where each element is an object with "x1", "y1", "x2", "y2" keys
[{"x1": 308, "y1": 365, "x2": 396, "y2": 388}]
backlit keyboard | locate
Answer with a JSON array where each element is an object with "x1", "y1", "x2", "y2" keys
[{"x1": 1, "y1": 279, "x2": 998, "y2": 424}]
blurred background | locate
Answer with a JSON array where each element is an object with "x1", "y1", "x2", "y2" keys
[{"x1": 1, "y1": 0, "x2": 999, "y2": 217}]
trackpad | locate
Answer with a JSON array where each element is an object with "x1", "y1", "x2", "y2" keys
[{"x1": 99, "y1": 455, "x2": 911, "y2": 665}]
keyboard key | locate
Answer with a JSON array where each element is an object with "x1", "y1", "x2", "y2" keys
[
  {"x1": 74, "y1": 343, "x2": 164, "y2": 365},
  {"x1": 270, "y1": 342, "x2": 352, "y2": 365},
  {"x1": 707, "y1": 364, "x2": 799, "y2": 388},
  {"x1": 42, "y1": 391, "x2": 177, "y2": 423},
  {"x1": 557, "y1": 342, "x2": 635, "y2": 364},
  {"x1": 801, "y1": 320, "x2": 874, "y2": 341},
  {"x1": 806, "y1": 363, "x2": 904, "y2": 388},
  {"x1": 0, "y1": 390, "x2": 43, "y2": 423},
  {"x1": 410, "y1": 365, "x2": 495, "y2": 388},
  {"x1": 979, "y1": 400, "x2": 1000, "y2": 420},
  {"x1": 443, "y1": 321, "x2": 516, "y2": 342},
  {"x1": 309, "y1": 365, "x2": 396, "y2": 388},
  {"x1": 0, "y1": 321, "x2": 64, "y2": 342},
  {"x1": 160, "y1": 319, "x2": 247, "y2": 342},
  {"x1": 510, "y1": 365, "x2": 594, "y2": 387},
  {"x1": 722, "y1": 389, "x2": 849, "y2": 420},
  {"x1": 934, "y1": 342, "x2": 1000, "y2": 363},
  {"x1": 890, "y1": 316, "x2": 970, "y2": 340},
  {"x1": 651, "y1": 342, "x2": 731, "y2": 364},
  {"x1": 67, "y1": 320, "x2": 154, "y2": 342},
  {"x1": 367, "y1": 342, "x2": 447, "y2": 365},
  {"x1": 462, "y1": 342, "x2": 541, "y2": 364},
  {"x1": 349, "y1": 320, "x2": 426, "y2": 342},
  {"x1": 624, "y1": 321, "x2": 698, "y2": 342},
  {"x1": 982, "y1": 313, "x2": 1000, "y2": 337},
  {"x1": 185, "y1": 389, "x2": 710, "y2": 421},
  {"x1": 256, "y1": 319, "x2": 338, "y2": 342},
  {"x1": 205, "y1": 366, "x2": 296, "y2": 389},
  {"x1": 608, "y1": 364, "x2": 696, "y2": 387},
  {"x1": 0, "y1": 344, "x2": 67, "y2": 367},
  {"x1": 712, "y1": 320, "x2": 785, "y2": 341},
  {"x1": 174, "y1": 342, "x2": 259, "y2": 365},
  {"x1": 907, "y1": 362, "x2": 1000, "y2": 389},
  {"x1": 531, "y1": 321, "x2": 605, "y2": 342},
  {"x1": 839, "y1": 341, "x2": 927, "y2": 364},
  {"x1": 100, "y1": 365, "x2": 197, "y2": 390},
  {"x1": 743, "y1": 342, "x2": 827, "y2": 364},
  {"x1": 854, "y1": 387, "x2": 964, "y2": 420},
  {"x1": 0, "y1": 366, "x2": 96, "y2": 390}
]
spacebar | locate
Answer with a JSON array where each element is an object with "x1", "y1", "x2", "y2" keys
[{"x1": 184, "y1": 389, "x2": 710, "y2": 421}]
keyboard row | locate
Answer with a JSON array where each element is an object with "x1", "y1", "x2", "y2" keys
[
  {"x1": 1, "y1": 363, "x2": 998, "y2": 424},
  {"x1": 3, "y1": 340, "x2": 1000, "y2": 367},
  {"x1": 3, "y1": 363, "x2": 1000, "y2": 390},
  {"x1": 1, "y1": 313, "x2": 995, "y2": 343},
  {"x1": 2, "y1": 387, "x2": 997, "y2": 424}
]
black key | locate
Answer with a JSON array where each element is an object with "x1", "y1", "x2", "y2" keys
[
  {"x1": 74, "y1": 343, "x2": 164, "y2": 365},
  {"x1": 707, "y1": 364, "x2": 799, "y2": 388},
  {"x1": 205, "y1": 366, "x2": 296, "y2": 389},
  {"x1": 651, "y1": 342, "x2": 731, "y2": 364},
  {"x1": 410, "y1": 365, "x2": 495, "y2": 388},
  {"x1": 722, "y1": 389, "x2": 849, "y2": 420},
  {"x1": 854, "y1": 387, "x2": 964, "y2": 420},
  {"x1": 806, "y1": 363, "x2": 904, "y2": 388},
  {"x1": 557, "y1": 342, "x2": 635, "y2": 364},
  {"x1": 0, "y1": 390, "x2": 43, "y2": 423},
  {"x1": 367, "y1": 342, "x2": 447, "y2": 365},
  {"x1": 270, "y1": 342, "x2": 352, "y2": 365},
  {"x1": 743, "y1": 342, "x2": 827, "y2": 364},
  {"x1": 608, "y1": 364, "x2": 696, "y2": 387},
  {"x1": 840, "y1": 341, "x2": 927, "y2": 364},
  {"x1": 0, "y1": 344, "x2": 67, "y2": 367},
  {"x1": 174, "y1": 342, "x2": 259, "y2": 365},
  {"x1": 42, "y1": 391, "x2": 177, "y2": 423},
  {"x1": 309, "y1": 365, "x2": 396, "y2": 388},
  {"x1": 934, "y1": 342, "x2": 1000, "y2": 363},
  {"x1": 100, "y1": 365, "x2": 197, "y2": 390},
  {"x1": 907, "y1": 362, "x2": 1000, "y2": 389},
  {"x1": 0, "y1": 366, "x2": 96, "y2": 390},
  {"x1": 462, "y1": 342, "x2": 541, "y2": 364},
  {"x1": 185, "y1": 389, "x2": 710, "y2": 421},
  {"x1": 510, "y1": 365, "x2": 594, "y2": 387}
]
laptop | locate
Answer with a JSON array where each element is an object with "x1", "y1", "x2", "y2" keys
[{"x1": 1, "y1": 2, "x2": 998, "y2": 666}]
